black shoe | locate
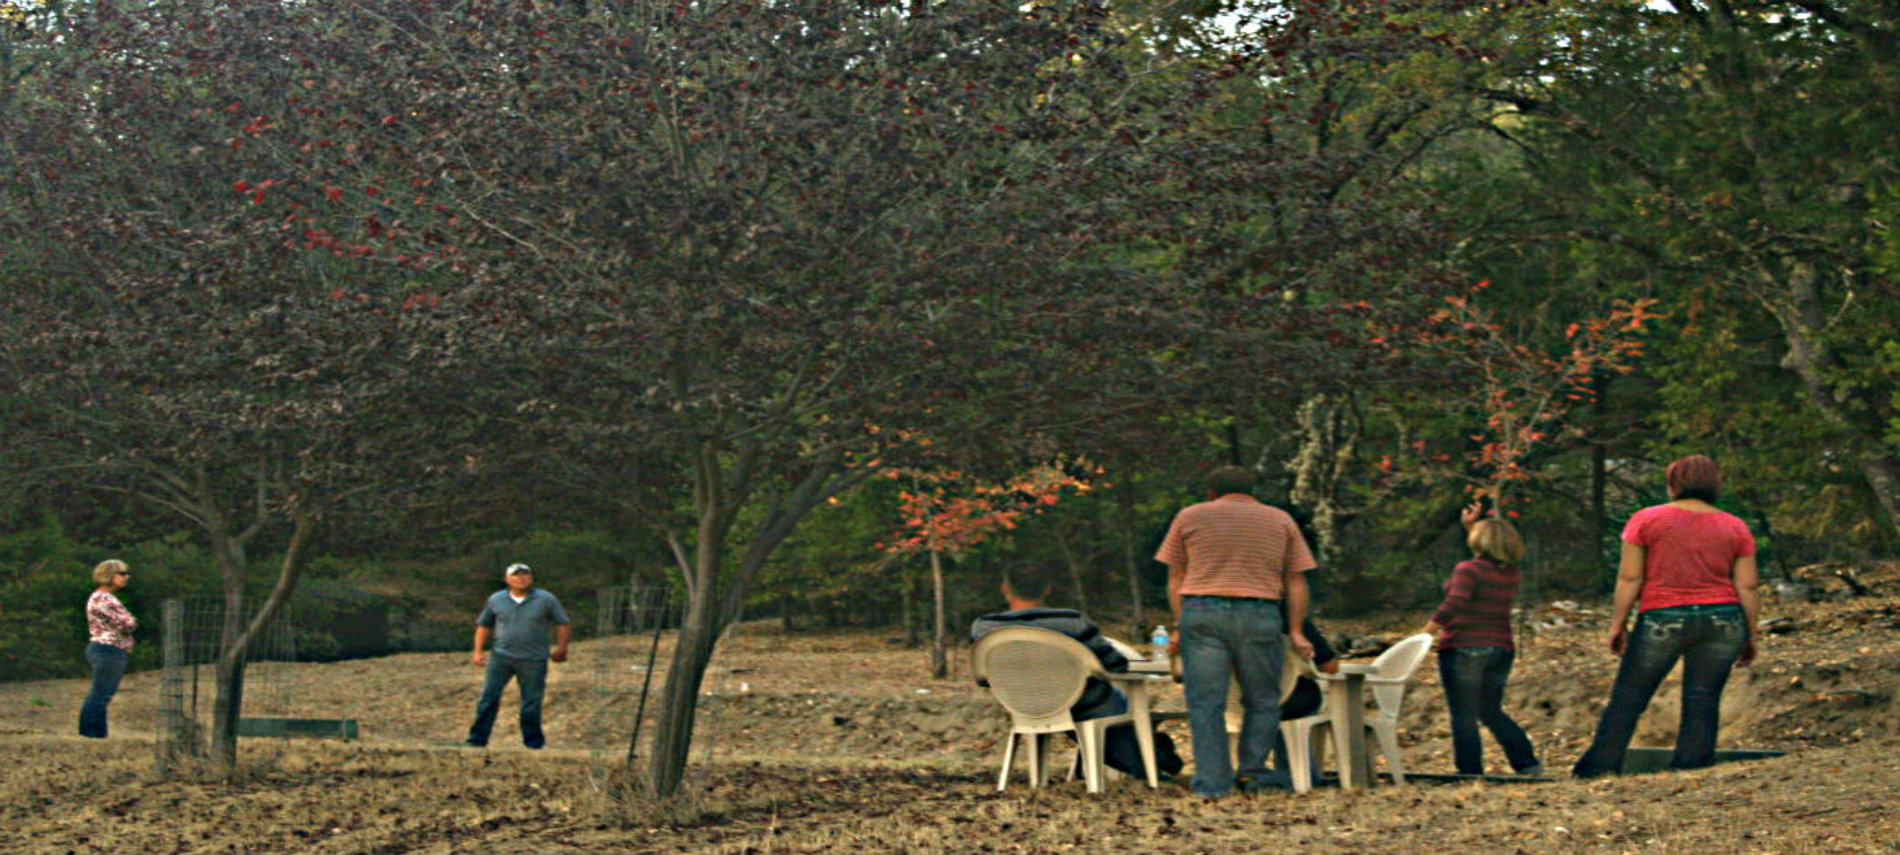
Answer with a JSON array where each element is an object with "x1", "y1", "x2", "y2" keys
[
  {"x1": 1236, "y1": 775, "x2": 1291, "y2": 795},
  {"x1": 463, "y1": 738, "x2": 487, "y2": 748}
]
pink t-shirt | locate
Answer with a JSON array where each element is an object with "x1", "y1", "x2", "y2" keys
[{"x1": 1622, "y1": 504, "x2": 1756, "y2": 612}]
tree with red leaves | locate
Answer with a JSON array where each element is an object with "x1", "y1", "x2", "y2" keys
[{"x1": 882, "y1": 462, "x2": 1088, "y2": 677}]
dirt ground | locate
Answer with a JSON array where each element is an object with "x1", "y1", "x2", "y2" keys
[{"x1": 4, "y1": 571, "x2": 1898, "y2": 854}]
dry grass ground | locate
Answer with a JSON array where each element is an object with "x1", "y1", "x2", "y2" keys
[{"x1": 3, "y1": 582, "x2": 1898, "y2": 854}]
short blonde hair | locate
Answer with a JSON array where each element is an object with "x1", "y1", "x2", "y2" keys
[
  {"x1": 92, "y1": 559, "x2": 129, "y2": 585},
  {"x1": 1467, "y1": 519, "x2": 1524, "y2": 565}
]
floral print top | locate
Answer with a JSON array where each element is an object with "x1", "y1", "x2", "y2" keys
[{"x1": 87, "y1": 590, "x2": 137, "y2": 651}]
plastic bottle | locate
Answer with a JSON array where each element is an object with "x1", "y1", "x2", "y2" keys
[{"x1": 1150, "y1": 624, "x2": 1170, "y2": 662}]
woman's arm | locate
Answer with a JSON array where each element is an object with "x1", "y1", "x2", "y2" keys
[
  {"x1": 1425, "y1": 563, "x2": 1476, "y2": 633},
  {"x1": 92, "y1": 595, "x2": 136, "y2": 633},
  {"x1": 1733, "y1": 554, "x2": 1761, "y2": 665},
  {"x1": 1607, "y1": 541, "x2": 1646, "y2": 656}
]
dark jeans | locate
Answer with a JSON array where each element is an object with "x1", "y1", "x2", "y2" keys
[
  {"x1": 467, "y1": 655, "x2": 550, "y2": 748},
  {"x1": 1574, "y1": 604, "x2": 1746, "y2": 778},
  {"x1": 1437, "y1": 646, "x2": 1540, "y2": 775},
  {"x1": 80, "y1": 642, "x2": 129, "y2": 739},
  {"x1": 1180, "y1": 596, "x2": 1285, "y2": 797},
  {"x1": 1070, "y1": 687, "x2": 1185, "y2": 779}
]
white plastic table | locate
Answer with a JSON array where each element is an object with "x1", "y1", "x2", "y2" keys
[
  {"x1": 1319, "y1": 663, "x2": 1378, "y2": 789},
  {"x1": 1113, "y1": 657, "x2": 1183, "y2": 788}
]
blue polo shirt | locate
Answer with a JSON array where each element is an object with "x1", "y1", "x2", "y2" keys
[{"x1": 476, "y1": 588, "x2": 570, "y2": 661}]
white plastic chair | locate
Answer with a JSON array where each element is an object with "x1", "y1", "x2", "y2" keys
[
  {"x1": 972, "y1": 627, "x2": 1158, "y2": 794},
  {"x1": 1275, "y1": 652, "x2": 1335, "y2": 793},
  {"x1": 1222, "y1": 646, "x2": 1307, "y2": 766},
  {"x1": 1294, "y1": 632, "x2": 1434, "y2": 787}
]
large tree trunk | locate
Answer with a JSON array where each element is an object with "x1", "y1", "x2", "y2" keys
[
  {"x1": 929, "y1": 545, "x2": 948, "y2": 679},
  {"x1": 207, "y1": 512, "x2": 318, "y2": 775},
  {"x1": 639, "y1": 437, "x2": 873, "y2": 797},
  {"x1": 1765, "y1": 266, "x2": 1900, "y2": 536},
  {"x1": 1118, "y1": 485, "x2": 1146, "y2": 632},
  {"x1": 901, "y1": 556, "x2": 920, "y2": 647},
  {"x1": 210, "y1": 588, "x2": 248, "y2": 775},
  {"x1": 1053, "y1": 525, "x2": 1091, "y2": 614},
  {"x1": 1699, "y1": 3, "x2": 1900, "y2": 539},
  {"x1": 1290, "y1": 394, "x2": 1359, "y2": 562},
  {"x1": 1591, "y1": 375, "x2": 1610, "y2": 585},
  {"x1": 645, "y1": 586, "x2": 724, "y2": 798}
]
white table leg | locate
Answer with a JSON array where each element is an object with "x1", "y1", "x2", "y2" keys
[
  {"x1": 1327, "y1": 673, "x2": 1371, "y2": 789},
  {"x1": 1128, "y1": 679, "x2": 1161, "y2": 789}
]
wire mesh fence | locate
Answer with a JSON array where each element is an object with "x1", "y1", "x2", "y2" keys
[
  {"x1": 155, "y1": 596, "x2": 301, "y2": 775},
  {"x1": 580, "y1": 583, "x2": 742, "y2": 798}
]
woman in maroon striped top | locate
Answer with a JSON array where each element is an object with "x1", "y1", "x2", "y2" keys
[
  {"x1": 1573, "y1": 455, "x2": 1760, "y2": 777},
  {"x1": 1420, "y1": 505, "x2": 1543, "y2": 776}
]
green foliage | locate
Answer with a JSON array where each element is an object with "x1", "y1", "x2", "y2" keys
[{"x1": 0, "y1": 518, "x2": 93, "y2": 681}]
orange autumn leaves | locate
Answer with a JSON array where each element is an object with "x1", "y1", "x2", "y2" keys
[
  {"x1": 1373, "y1": 281, "x2": 1663, "y2": 498},
  {"x1": 879, "y1": 462, "x2": 1094, "y2": 556}
]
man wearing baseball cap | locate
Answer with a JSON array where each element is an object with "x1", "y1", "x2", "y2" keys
[{"x1": 464, "y1": 562, "x2": 571, "y2": 749}]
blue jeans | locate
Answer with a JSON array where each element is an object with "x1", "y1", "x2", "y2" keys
[
  {"x1": 467, "y1": 655, "x2": 550, "y2": 748},
  {"x1": 1438, "y1": 646, "x2": 1540, "y2": 775},
  {"x1": 1574, "y1": 604, "x2": 1746, "y2": 777},
  {"x1": 79, "y1": 642, "x2": 129, "y2": 739},
  {"x1": 1179, "y1": 596, "x2": 1284, "y2": 797}
]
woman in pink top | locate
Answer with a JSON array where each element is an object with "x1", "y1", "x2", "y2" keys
[
  {"x1": 1573, "y1": 456, "x2": 1760, "y2": 777},
  {"x1": 80, "y1": 559, "x2": 137, "y2": 739}
]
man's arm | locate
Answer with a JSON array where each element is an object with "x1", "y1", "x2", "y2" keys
[
  {"x1": 1166, "y1": 562, "x2": 1185, "y2": 655},
  {"x1": 1285, "y1": 570, "x2": 1313, "y2": 659},
  {"x1": 552, "y1": 623, "x2": 571, "y2": 663},
  {"x1": 1068, "y1": 616, "x2": 1128, "y2": 672},
  {"x1": 472, "y1": 625, "x2": 492, "y2": 666},
  {"x1": 1302, "y1": 616, "x2": 1338, "y2": 667}
]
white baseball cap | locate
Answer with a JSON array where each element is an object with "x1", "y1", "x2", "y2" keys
[{"x1": 504, "y1": 562, "x2": 533, "y2": 578}]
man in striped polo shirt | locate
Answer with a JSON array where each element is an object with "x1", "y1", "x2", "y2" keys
[{"x1": 1156, "y1": 465, "x2": 1316, "y2": 798}]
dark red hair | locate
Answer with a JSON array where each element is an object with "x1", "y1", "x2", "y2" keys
[{"x1": 1666, "y1": 455, "x2": 1722, "y2": 502}]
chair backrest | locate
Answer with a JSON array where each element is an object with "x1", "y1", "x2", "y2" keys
[
  {"x1": 1365, "y1": 633, "x2": 1434, "y2": 716},
  {"x1": 972, "y1": 627, "x2": 1100, "y2": 731},
  {"x1": 1226, "y1": 645, "x2": 1313, "y2": 719}
]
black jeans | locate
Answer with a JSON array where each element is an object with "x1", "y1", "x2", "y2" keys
[
  {"x1": 1574, "y1": 604, "x2": 1746, "y2": 777},
  {"x1": 1437, "y1": 646, "x2": 1540, "y2": 775},
  {"x1": 80, "y1": 642, "x2": 130, "y2": 739}
]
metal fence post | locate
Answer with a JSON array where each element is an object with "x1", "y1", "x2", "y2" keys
[{"x1": 157, "y1": 598, "x2": 189, "y2": 775}]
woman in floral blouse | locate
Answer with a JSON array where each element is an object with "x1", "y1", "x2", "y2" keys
[{"x1": 80, "y1": 559, "x2": 136, "y2": 738}]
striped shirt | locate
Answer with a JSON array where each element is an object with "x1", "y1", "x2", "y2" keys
[
  {"x1": 1623, "y1": 504, "x2": 1756, "y2": 612},
  {"x1": 87, "y1": 590, "x2": 137, "y2": 652},
  {"x1": 1430, "y1": 558, "x2": 1519, "y2": 650},
  {"x1": 1155, "y1": 494, "x2": 1316, "y2": 600}
]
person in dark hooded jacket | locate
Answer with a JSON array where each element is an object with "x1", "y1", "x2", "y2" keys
[{"x1": 971, "y1": 561, "x2": 1184, "y2": 780}]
